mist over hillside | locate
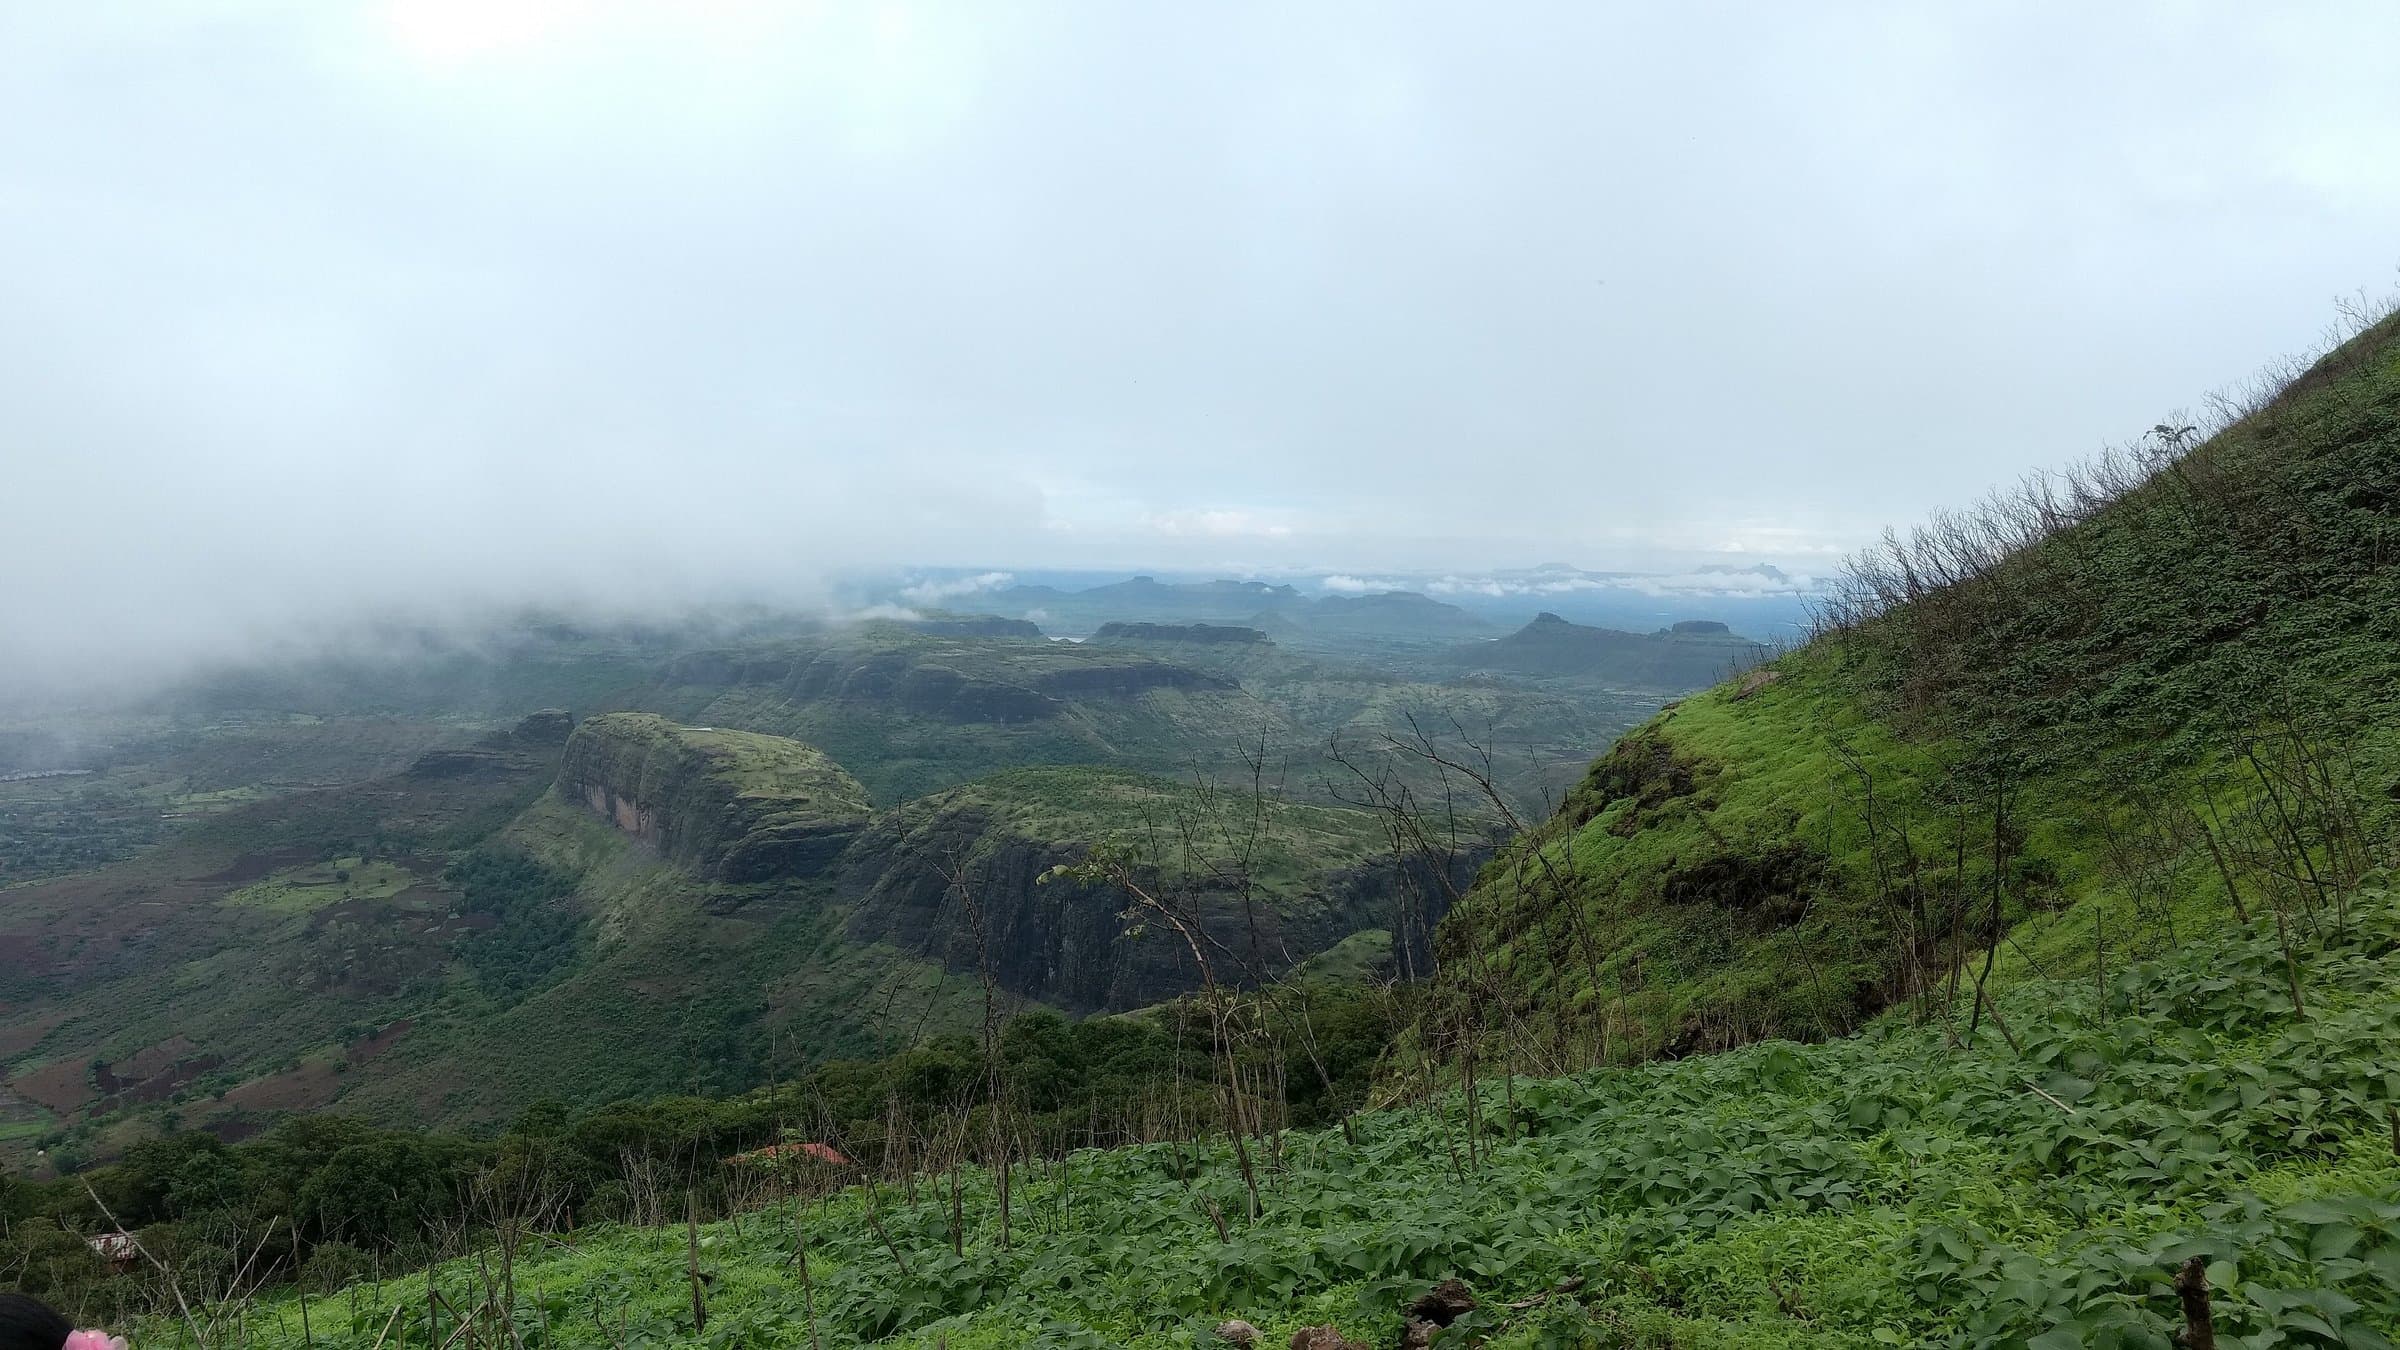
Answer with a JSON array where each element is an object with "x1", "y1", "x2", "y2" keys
[{"x1": 7, "y1": 3, "x2": 2400, "y2": 1345}]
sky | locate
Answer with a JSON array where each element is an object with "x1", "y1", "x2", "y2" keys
[{"x1": 4, "y1": 1, "x2": 2399, "y2": 685}]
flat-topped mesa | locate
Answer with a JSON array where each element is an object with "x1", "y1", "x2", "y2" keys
[
  {"x1": 555, "y1": 713, "x2": 871, "y2": 882},
  {"x1": 1089, "y1": 621, "x2": 1273, "y2": 646},
  {"x1": 1448, "y1": 612, "x2": 1768, "y2": 685},
  {"x1": 901, "y1": 615, "x2": 1045, "y2": 639},
  {"x1": 836, "y1": 766, "x2": 1475, "y2": 1011}
]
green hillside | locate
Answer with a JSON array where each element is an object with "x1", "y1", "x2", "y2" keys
[
  {"x1": 637, "y1": 622, "x2": 1661, "y2": 816},
  {"x1": 838, "y1": 766, "x2": 1465, "y2": 1012},
  {"x1": 555, "y1": 713, "x2": 874, "y2": 880},
  {"x1": 180, "y1": 895, "x2": 2400, "y2": 1348},
  {"x1": 0, "y1": 724, "x2": 1432, "y2": 1152},
  {"x1": 14, "y1": 310, "x2": 2399, "y2": 1350},
  {"x1": 1435, "y1": 308, "x2": 2400, "y2": 1067}
]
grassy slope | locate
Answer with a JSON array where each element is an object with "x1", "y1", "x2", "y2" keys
[
  {"x1": 226, "y1": 892, "x2": 2400, "y2": 1349},
  {"x1": 1444, "y1": 311, "x2": 2400, "y2": 1064},
  {"x1": 869, "y1": 765, "x2": 1396, "y2": 904},
  {"x1": 3, "y1": 736, "x2": 1428, "y2": 1148},
  {"x1": 331, "y1": 795, "x2": 979, "y2": 1129},
  {"x1": 642, "y1": 628, "x2": 1664, "y2": 817}
]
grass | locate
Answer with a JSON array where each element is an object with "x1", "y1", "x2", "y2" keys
[
  {"x1": 880, "y1": 765, "x2": 1397, "y2": 905},
  {"x1": 1441, "y1": 309, "x2": 2400, "y2": 1066},
  {"x1": 555, "y1": 713, "x2": 874, "y2": 877},
  {"x1": 211, "y1": 890, "x2": 2400, "y2": 1349},
  {"x1": 636, "y1": 624, "x2": 1665, "y2": 815},
  {"x1": 221, "y1": 857, "x2": 420, "y2": 914},
  {"x1": 318, "y1": 794, "x2": 987, "y2": 1130}
]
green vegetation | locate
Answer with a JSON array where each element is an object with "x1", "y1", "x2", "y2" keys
[
  {"x1": 50, "y1": 890, "x2": 2399, "y2": 1348},
  {"x1": 555, "y1": 713, "x2": 873, "y2": 880},
  {"x1": 640, "y1": 622, "x2": 1663, "y2": 815},
  {"x1": 223, "y1": 857, "x2": 419, "y2": 915},
  {"x1": 14, "y1": 310, "x2": 2399, "y2": 1346},
  {"x1": 1442, "y1": 307, "x2": 2400, "y2": 1065},
  {"x1": 871, "y1": 765, "x2": 1395, "y2": 904},
  {"x1": 5, "y1": 982, "x2": 1409, "y2": 1326},
  {"x1": 446, "y1": 849, "x2": 585, "y2": 1004}
]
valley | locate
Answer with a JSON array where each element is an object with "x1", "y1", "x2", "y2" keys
[
  {"x1": 8, "y1": 9, "x2": 2393, "y2": 1345},
  {"x1": 0, "y1": 590, "x2": 1741, "y2": 1163},
  {"x1": 8, "y1": 303, "x2": 2392, "y2": 1349}
]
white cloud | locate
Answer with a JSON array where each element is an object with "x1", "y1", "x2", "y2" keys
[
  {"x1": 1317, "y1": 574, "x2": 1392, "y2": 595},
  {"x1": 899, "y1": 570, "x2": 1015, "y2": 604},
  {"x1": 5, "y1": 4, "x2": 2396, "y2": 686},
  {"x1": 1320, "y1": 568, "x2": 1826, "y2": 602}
]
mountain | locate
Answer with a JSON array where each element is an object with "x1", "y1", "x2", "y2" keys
[
  {"x1": 978, "y1": 574, "x2": 1494, "y2": 647},
  {"x1": 992, "y1": 576, "x2": 1305, "y2": 630},
  {"x1": 837, "y1": 766, "x2": 1476, "y2": 1012},
  {"x1": 898, "y1": 615, "x2": 1046, "y2": 639},
  {"x1": 0, "y1": 711, "x2": 1462, "y2": 1145},
  {"x1": 1438, "y1": 305, "x2": 2400, "y2": 1060},
  {"x1": 1302, "y1": 590, "x2": 1494, "y2": 639},
  {"x1": 16, "y1": 321, "x2": 2400, "y2": 1350},
  {"x1": 1444, "y1": 611, "x2": 1767, "y2": 685},
  {"x1": 1085, "y1": 621, "x2": 1273, "y2": 646}
]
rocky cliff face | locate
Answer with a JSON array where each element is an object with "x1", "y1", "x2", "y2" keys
[
  {"x1": 835, "y1": 771, "x2": 1479, "y2": 1011},
  {"x1": 554, "y1": 714, "x2": 871, "y2": 882}
]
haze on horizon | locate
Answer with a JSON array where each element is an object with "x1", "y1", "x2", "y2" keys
[{"x1": 5, "y1": 1, "x2": 2399, "y2": 688}]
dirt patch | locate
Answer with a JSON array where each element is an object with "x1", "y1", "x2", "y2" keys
[
  {"x1": 221, "y1": 1061, "x2": 342, "y2": 1113},
  {"x1": 0, "y1": 934, "x2": 50, "y2": 977},
  {"x1": 93, "y1": 1034, "x2": 200, "y2": 1091},
  {"x1": 198, "y1": 847, "x2": 318, "y2": 888},
  {"x1": 75, "y1": 1035, "x2": 223, "y2": 1114},
  {"x1": 10, "y1": 1057, "x2": 95, "y2": 1112},
  {"x1": 348, "y1": 1018, "x2": 413, "y2": 1063},
  {"x1": 91, "y1": 1054, "x2": 221, "y2": 1115}
]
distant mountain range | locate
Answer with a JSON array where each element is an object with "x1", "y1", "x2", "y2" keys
[
  {"x1": 1444, "y1": 612, "x2": 1768, "y2": 684},
  {"x1": 881, "y1": 563, "x2": 1819, "y2": 642},
  {"x1": 977, "y1": 575, "x2": 1496, "y2": 642}
]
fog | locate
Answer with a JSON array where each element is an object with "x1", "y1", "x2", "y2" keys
[{"x1": 5, "y1": 2, "x2": 2398, "y2": 690}]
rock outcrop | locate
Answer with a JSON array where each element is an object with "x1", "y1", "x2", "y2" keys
[
  {"x1": 555, "y1": 714, "x2": 871, "y2": 882},
  {"x1": 836, "y1": 768, "x2": 1464, "y2": 1012},
  {"x1": 511, "y1": 709, "x2": 576, "y2": 744}
]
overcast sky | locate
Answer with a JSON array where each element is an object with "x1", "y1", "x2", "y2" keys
[{"x1": 5, "y1": 2, "x2": 2399, "y2": 683}]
